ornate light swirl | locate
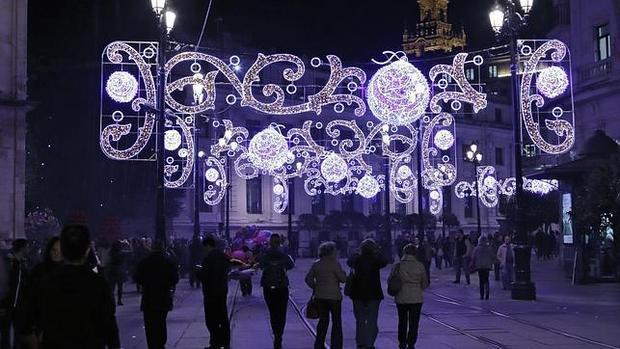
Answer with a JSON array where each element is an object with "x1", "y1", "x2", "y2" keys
[
  {"x1": 455, "y1": 166, "x2": 499, "y2": 208},
  {"x1": 391, "y1": 155, "x2": 417, "y2": 204},
  {"x1": 100, "y1": 41, "x2": 157, "y2": 160},
  {"x1": 272, "y1": 177, "x2": 289, "y2": 214},
  {"x1": 428, "y1": 53, "x2": 487, "y2": 114},
  {"x1": 421, "y1": 113, "x2": 457, "y2": 189},
  {"x1": 163, "y1": 52, "x2": 366, "y2": 116},
  {"x1": 519, "y1": 39, "x2": 574, "y2": 154},
  {"x1": 428, "y1": 187, "x2": 443, "y2": 215},
  {"x1": 203, "y1": 156, "x2": 227, "y2": 206},
  {"x1": 164, "y1": 115, "x2": 194, "y2": 188}
]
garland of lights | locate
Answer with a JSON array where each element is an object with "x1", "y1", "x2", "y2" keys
[{"x1": 519, "y1": 39, "x2": 575, "y2": 155}]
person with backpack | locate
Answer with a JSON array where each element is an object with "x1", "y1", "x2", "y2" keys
[
  {"x1": 259, "y1": 234, "x2": 295, "y2": 349},
  {"x1": 391, "y1": 244, "x2": 428, "y2": 349},
  {"x1": 346, "y1": 239, "x2": 388, "y2": 349}
]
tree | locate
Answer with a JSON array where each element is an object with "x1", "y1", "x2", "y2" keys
[
  {"x1": 501, "y1": 191, "x2": 561, "y2": 235},
  {"x1": 441, "y1": 212, "x2": 460, "y2": 229},
  {"x1": 297, "y1": 213, "x2": 320, "y2": 235},
  {"x1": 323, "y1": 211, "x2": 345, "y2": 232}
]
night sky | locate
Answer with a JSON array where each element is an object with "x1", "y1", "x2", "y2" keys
[{"x1": 25, "y1": 0, "x2": 553, "y2": 228}]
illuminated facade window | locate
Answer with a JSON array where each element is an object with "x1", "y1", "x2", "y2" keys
[
  {"x1": 466, "y1": 68, "x2": 475, "y2": 81},
  {"x1": 488, "y1": 65, "x2": 498, "y2": 78},
  {"x1": 595, "y1": 23, "x2": 611, "y2": 61},
  {"x1": 246, "y1": 176, "x2": 262, "y2": 214}
]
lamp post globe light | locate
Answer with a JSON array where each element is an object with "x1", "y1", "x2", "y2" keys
[
  {"x1": 151, "y1": 0, "x2": 175, "y2": 245},
  {"x1": 488, "y1": 0, "x2": 536, "y2": 300},
  {"x1": 465, "y1": 143, "x2": 483, "y2": 238}
]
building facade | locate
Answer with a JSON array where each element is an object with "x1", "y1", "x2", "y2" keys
[{"x1": 0, "y1": 0, "x2": 28, "y2": 239}]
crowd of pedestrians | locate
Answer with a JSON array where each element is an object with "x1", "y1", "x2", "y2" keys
[{"x1": 0, "y1": 223, "x2": 556, "y2": 349}]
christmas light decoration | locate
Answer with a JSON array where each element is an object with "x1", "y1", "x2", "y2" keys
[
  {"x1": 106, "y1": 71, "x2": 139, "y2": 103},
  {"x1": 367, "y1": 59, "x2": 430, "y2": 126},
  {"x1": 164, "y1": 130, "x2": 182, "y2": 151},
  {"x1": 429, "y1": 53, "x2": 487, "y2": 114},
  {"x1": 536, "y1": 66, "x2": 569, "y2": 99},
  {"x1": 519, "y1": 39, "x2": 575, "y2": 155},
  {"x1": 248, "y1": 126, "x2": 289, "y2": 172},
  {"x1": 205, "y1": 168, "x2": 219, "y2": 182},
  {"x1": 433, "y1": 129, "x2": 455, "y2": 151},
  {"x1": 356, "y1": 174, "x2": 381, "y2": 198},
  {"x1": 397, "y1": 165, "x2": 412, "y2": 180},
  {"x1": 320, "y1": 153, "x2": 348, "y2": 183}
]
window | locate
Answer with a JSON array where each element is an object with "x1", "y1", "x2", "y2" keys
[
  {"x1": 465, "y1": 68, "x2": 475, "y2": 81},
  {"x1": 246, "y1": 176, "x2": 262, "y2": 214},
  {"x1": 595, "y1": 24, "x2": 611, "y2": 61},
  {"x1": 494, "y1": 108, "x2": 503, "y2": 123},
  {"x1": 283, "y1": 179, "x2": 295, "y2": 215},
  {"x1": 342, "y1": 194, "x2": 354, "y2": 212},
  {"x1": 495, "y1": 147, "x2": 504, "y2": 166},
  {"x1": 311, "y1": 193, "x2": 325, "y2": 215},
  {"x1": 524, "y1": 144, "x2": 536, "y2": 157},
  {"x1": 488, "y1": 65, "x2": 498, "y2": 78},
  {"x1": 464, "y1": 196, "x2": 473, "y2": 218}
]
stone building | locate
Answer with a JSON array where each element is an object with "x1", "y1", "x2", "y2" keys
[{"x1": 0, "y1": 0, "x2": 28, "y2": 240}]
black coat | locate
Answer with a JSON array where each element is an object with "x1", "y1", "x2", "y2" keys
[
  {"x1": 135, "y1": 251, "x2": 179, "y2": 311},
  {"x1": 32, "y1": 264, "x2": 120, "y2": 349},
  {"x1": 199, "y1": 249, "x2": 231, "y2": 298},
  {"x1": 347, "y1": 251, "x2": 388, "y2": 301}
]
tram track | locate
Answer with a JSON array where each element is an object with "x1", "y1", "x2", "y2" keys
[
  {"x1": 429, "y1": 291, "x2": 620, "y2": 349},
  {"x1": 288, "y1": 294, "x2": 330, "y2": 349}
]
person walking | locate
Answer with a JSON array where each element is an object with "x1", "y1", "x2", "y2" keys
[
  {"x1": 471, "y1": 236, "x2": 495, "y2": 300},
  {"x1": 393, "y1": 244, "x2": 428, "y2": 349},
  {"x1": 198, "y1": 235, "x2": 231, "y2": 349},
  {"x1": 346, "y1": 239, "x2": 388, "y2": 349},
  {"x1": 238, "y1": 245, "x2": 255, "y2": 297},
  {"x1": 453, "y1": 231, "x2": 470, "y2": 284},
  {"x1": 106, "y1": 241, "x2": 128, "y2": 306},
  {"x1": 304, "y1": 241, "x2": 346, "y2": 349},
  {"x1": 497, "y1": 235, "x2": 515, "y2": 290},
  {"x1": 135, "y1": 240, "x2": 179, "y2": 349},
  {"x1": 29, "y1": 224, "x2": 120, "y2": 349},
  {"x1": 259, "y1": 234, "x2": 295, "y2": 349}
]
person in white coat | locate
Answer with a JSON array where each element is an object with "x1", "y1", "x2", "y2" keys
[
  {"x1": 496, "y1": 235, "x2": 515, "y2": 290},
  {"x1": 393, "y1": 244, "x2": 429, "y2": 349}
]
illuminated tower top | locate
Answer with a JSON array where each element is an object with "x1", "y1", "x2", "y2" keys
[{"x1": 403, "y1": 0, "x2": 466, "y2": 57}]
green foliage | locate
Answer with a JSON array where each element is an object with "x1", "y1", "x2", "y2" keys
[
  {"x1": 441, "y1": 212, "x2": 460, "y2": 228},
  {"x1": 502, "y1": 191, "x2": 561, "y2": 234},
  {"x1": 297, "y1": 213, "x2": 321, "y2": 231}
]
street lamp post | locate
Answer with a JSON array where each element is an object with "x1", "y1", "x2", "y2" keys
[
  {"x1": 151, "y1": 0, "x2": 175, "y2": 245},
  {"x1": 465, "y1": 143, "x2": 483, "y2": 237},
  {"x1": 489, "y1": 0, "x2": 536, "y2": 300},
  {"x1": 192, "y1": 79, "x2": 206, "y2": 240}
]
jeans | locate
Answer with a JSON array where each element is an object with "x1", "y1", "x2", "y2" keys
[
  {"x1": 314, "y1": 299, "x2": 342, "y2": 349},
  {"x1": 434, "y1": 255, "x2": 443, "y2": 270},
  {"x1": 396, "y1": 303, "x2": 422, "y2": 349},
  {"x1": 352, "y1": 300, "x2": 380, "y2": 348},
  {"x1": 454, "y1": 256, "x2": 470, "y2": 284},
  {"x1": 501, "y1": 264, "x2": 514, "y2": 290},
  {"x1": 477, "y1": 269, "x2": 490, "y2": 299},
  {"x1": 204, "y1": 295, "x2": 230, "y2": 348},
  {"x1": 143, "y1": 309, "x2": 168, "y2": 349},
  {"x1": 263, "y1": 287, "x2": 289, "y2": 338}
]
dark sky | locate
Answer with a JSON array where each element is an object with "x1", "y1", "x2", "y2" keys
[{"x1": 25, "y1": 0, "x2": 553, "y2": 226}]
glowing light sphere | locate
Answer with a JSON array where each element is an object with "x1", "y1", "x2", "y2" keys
[
  {"x1": 205, "y1": 168, "x2": 219, "y2": 182},
  {"x1": 430, "y1": 190, "x2": 440, "y2": 200},
  {"x1": 273, "y1": 184, "x2": 284, "y2": 195},
  {"x1": 536, "y1": 66, "x2": 569, "y2": 98},
  {"x1": 321, "y1": 153, "x2": 348, "y2": 183},
  {"x1": 356, "y1": 174, "x2": 380, "y2": 199},
  {"x1": 367, "y1": 60, "x2": 430, "y2": 126},
  {"x1": 397, "y1": 165, "x2": 413, "y2": 180},
  {"x1": 483, "y1": 176, "x2": 497, "y2": 188},
  {"x1": 433, "y1": 130, "x2": 455, "y2": 151},
  {"x1": 106, "y1": 71, "x2": 138, "y2": 103},
  {"x1": 164, "y1": 130, "x2": 182, "y2": 151},
  {"x1": 248, "y1": 127, "x2": 289, "y2": 171}
]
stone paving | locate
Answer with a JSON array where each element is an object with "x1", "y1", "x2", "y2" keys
[{"x1": 116, "y1": 257, "x2": 620, "y2": 349}]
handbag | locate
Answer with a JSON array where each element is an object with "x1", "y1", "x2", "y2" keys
[
  {"x1": 387, "y1": 262, "x2": 402, "y2": 297},
  {"x1": 305, "y1": 293, "x2": 320, "y2": 319}
]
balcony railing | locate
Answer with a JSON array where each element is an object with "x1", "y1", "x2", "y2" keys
[{"x1": 578, "y1": 59, "x2": 614, "y2": 85}]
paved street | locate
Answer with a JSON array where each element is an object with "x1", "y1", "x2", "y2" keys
[{"x1": 116, "y1": 257, "x2": 620, "y2": 349}]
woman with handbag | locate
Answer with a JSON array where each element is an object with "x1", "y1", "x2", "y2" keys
[
  {"x1": 304, "y1": 241, "x2": 347, "y2": 349},
  {"x1": 393, "y1": 244, "x2": 428, "y2": 349}
]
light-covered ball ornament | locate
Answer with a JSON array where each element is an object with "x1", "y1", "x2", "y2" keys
[
  {"x1": 321, "y1": 153, "x2": 348, "y2": 183},
  {"x1": 367, "y1": 60, "x2": 430, "y2": 126},
  {"x1": 356, "y1": 174, "x2": 380, "y2": 199},
  {"x1": 536, "y1": 66, "x2": 569, "y2": 98},
  {"x1": 433, "y1": 130, "x2": 455, "y2": 151},
  {"x1": 430, "y1": 189, "x2": 440, "y2": 200},
  {"x1": 248, "y1": 126, "x2": 289, "y2": 171},
  {"x1": 164, "y1": 130, "x2": 182, "y2": 151},
  {"x1": 106, "y1": 71, "x2": 139, "y2": 103},
  {"x1": 205, "y1": 168, "x2": 220, "y2": 182},
  {"x1": 397, "y1": 165, "x2": 413, "y2": 180},
  {"x1": 273, "y1": 184, "x2": 284, "y2": 195},
  {"x1": 483, "y1": 176, "x2": 497, "y2": 188}
]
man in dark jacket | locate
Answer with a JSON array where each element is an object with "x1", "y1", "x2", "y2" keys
[
  {"x1": 259, "y1": 234, "x2": 295, "y2": 349},
  {"x1": 31, "y1": 224, "x2": 120, "y2": 349},
  {"x1": 1, "y1": 239, "x2": 30, "y2": 349},
  {"x1": 199, "y1": 235, "x2": 231, "y2": 349},
  {"x1": 135, "y1": 240, "x2": 179, "y2": 349},
  {"x1": 346, "y1": 239, "x2": 388, "y2": 349}
]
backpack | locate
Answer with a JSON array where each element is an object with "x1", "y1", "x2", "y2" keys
[{"x1": 262, "y1": 260, "x2": 288, "y2": 289}]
